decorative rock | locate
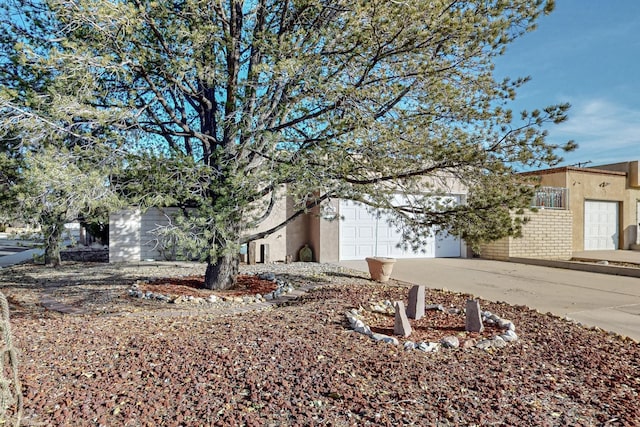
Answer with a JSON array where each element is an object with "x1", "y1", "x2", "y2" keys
[
  {"x1": 354, "y1": 325, "x2": 372, "y2": 336},
  {"x1": 440, "y1": 336, "x2": 460, "y2": 349},
  {"x1": 465, "y1": 299, "x2": 484, "y2": 333},
  {"x1": 207, "y1": 295, "x2": 219, "y2": 303},
  {"x1": 372, "y1": 333, "x2": 399, "y2": 345},
  {"x1": 404, "y1": 341, "x2": 416, "y2": 351},
  {"x1": 258, "y1": 272, "x2": 276, "y2": 281},
  {"x1": 491, "y1": 336, "x2": 508, "y2": 349},
  {"x1": 501, "y1": 330, "x2": 518, "y2": 342},
  {"x1": 417, "y1": 342, "x2": 439, "y2": 352},
  {"x1": 345, "y1": 304, "x2": 517, "y2": 352},
  {"x1": 299, "y1": 244, "x2": 313, "y2": 262},
  {"x1": 352, "y1": 319, "x2": 366, "y2": 329},
  {"x1": 476, "y1": 339, "x2": 493, "y2": 350},
  {"x1": 407, "y1": 285, "x2": 425, "y2": 320},
  {"x1": 498, "y1": 319, "x2": 516, "y2": 332},
  {"x1": 462, "y1": 339, "x2": 477, "y2": 349},
  {"x1": 393, "y1": 301, "x2": 412, "y2": 337},
  {"x1": 425, "y1": 304, "x2": 445, "y2": 312}
]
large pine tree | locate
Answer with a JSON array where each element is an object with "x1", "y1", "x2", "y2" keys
[{"x1": 1, "y1": 0, "x2": 573, "y2": 288}]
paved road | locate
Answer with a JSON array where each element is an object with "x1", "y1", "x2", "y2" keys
[
  {"x1": 0, "y1": 239, "x2": 42, "y2": 267},
  {"x1": 340, "y1": 258, "x2": 640, "y2": 341}
]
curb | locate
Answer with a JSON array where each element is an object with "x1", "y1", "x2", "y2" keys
[{"x1": 507, "y1": 257, "x2": 640, "y2": 278}]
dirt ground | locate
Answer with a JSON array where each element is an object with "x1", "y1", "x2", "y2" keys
[{"x1": 0, "y1": 261, "x2": 638, "y2": 426}]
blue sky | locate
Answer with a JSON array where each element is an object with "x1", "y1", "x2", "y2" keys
[{"x1": 494, "y1": 0, "x2": 640, "y2": 168}]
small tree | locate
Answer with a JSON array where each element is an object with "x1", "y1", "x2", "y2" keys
[
  {"x1": 13, "y1": 146, "x2": 121, "y2": 266},
  {"x1": 2, "y1": 0, "x2": 574, "y2": 286}
]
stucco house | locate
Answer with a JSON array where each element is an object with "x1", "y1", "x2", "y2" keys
[
  {"x1": 109, "y1": 180, "x2": 470, "y2": 263},
  {"x1": 480, "y1": 160, "x2": 640, "y2": 261}
]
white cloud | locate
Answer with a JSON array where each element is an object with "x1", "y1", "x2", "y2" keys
[{"x1": 552, "y1": 98, "x2": 640, "y2": 164}]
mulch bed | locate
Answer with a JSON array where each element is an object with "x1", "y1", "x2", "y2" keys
[
  {"x1": 0, "y1": 262, "x2": 639, "y2": 426},
  {"x1": 140, "y1": 275, "x2": 278, "y2": 298}
]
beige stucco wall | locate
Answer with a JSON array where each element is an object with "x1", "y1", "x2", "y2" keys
[
  {"x1": 536, "y1": 167, "x2": 640, "y2": 250},
  {"x1": 480, "y1": 209, "x2": 573, "y2": 260},
  {"x1": 245, "y1": 195, "x2": 288, "y2": 262},
  {"x1": 307, "y1": 200, "x2": 340, "y2": 263},
  {"x1": 285, "y1": 197, "x2": 313, "y2": 262}
]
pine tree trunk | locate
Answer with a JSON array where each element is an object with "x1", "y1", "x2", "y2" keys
[
  {"x1": 203, "y1": 253, "x2": 239, "y2": 290},
  {"x1": 43, "y1": 223, "x2": 63, "y2": 267}
]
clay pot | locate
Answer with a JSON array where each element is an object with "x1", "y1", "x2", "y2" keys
[{"x1": 365, "y1": 257, "x2": 397, "y2": 282}]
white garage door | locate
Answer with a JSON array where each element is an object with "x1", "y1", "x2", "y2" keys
[
  {"x1": 584, "y1": 200, "x2": 619, "y2": 250},
  {"x1": 339, "y1": 199, "x2": 461, "y2": 260}
]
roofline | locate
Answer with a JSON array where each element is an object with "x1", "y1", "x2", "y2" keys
[{"x1": 520, "y1": 166, "x2": 627, "y2": 177}]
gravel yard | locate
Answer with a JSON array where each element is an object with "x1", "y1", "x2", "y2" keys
[{"x1": 0, "y1": 261, "x2": 638, "y2": 426}]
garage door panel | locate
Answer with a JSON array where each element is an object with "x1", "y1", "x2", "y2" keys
[
  {"x1": 341, "y1": 225, "x2": 357, "y2": 239},
  {"x1": 358, "y1": 226, "x2": 375, "y2": 239},
  {"x1": 584, "y1": 201, "x2": 618, "y2": 250},
  {"x1": 435, "y1": 230, "x2": 461, "y2": 257}
]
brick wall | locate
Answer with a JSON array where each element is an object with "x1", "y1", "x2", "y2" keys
[
  {"x1": 480, "y1": 209, "x2": 573, "y2": 261},
  {"x1": 479, "y1": 237, "x2": 509, "y2": 260}
]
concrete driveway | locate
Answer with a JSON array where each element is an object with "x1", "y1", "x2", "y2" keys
[{"x1": 340, "y1": 258, "x2": 640, "y2": 341}]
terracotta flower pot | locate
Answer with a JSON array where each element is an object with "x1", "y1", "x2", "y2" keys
[{"x1": 365, "y1": 257, "x2": 397, "y2": 282}]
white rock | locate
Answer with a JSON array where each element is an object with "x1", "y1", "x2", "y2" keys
[
  {"x1": 372, "y1": 333, "x2": 398, "y2": 345},
  {"x1": 440, "y1": 336, "x2": 460, "y2": 349},
  {"x1": 491, "y1": 336, "x2": 507, "y2": 349},
  {"x1": 501, "y1": 330, "x2": 518, "y2": 342},
  {"x1": 353, "y1": 319, "x2": 365, "y2": 329},
  {"x1": 404, "y1": 341, "x2": 416, "y2": 351},
  {"x1": 498, "y1": 319, "x2": 515, "y2": 331},
  {"x1": 417, "y1": 342, "x2": 439, "y2": 352},
  {"x1": 354, "y1": 325, "x2": 372, "y2": 336}
]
